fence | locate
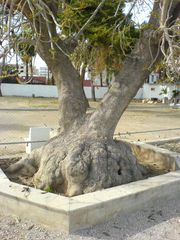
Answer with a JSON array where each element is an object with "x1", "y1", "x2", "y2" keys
[
  {"x1": 0, "y1": 106, "x2": 180, "y2": 156},
  {"x1": 0, "y1": 108, "x2": 58, "y2": 155},
  {"x1": 0, "y1": 97, "x2": 180, "y2": 155}
]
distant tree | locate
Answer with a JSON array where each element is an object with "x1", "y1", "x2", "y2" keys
[{"x1": 15, "y1": 24, "x2": 36, "y2": 81}]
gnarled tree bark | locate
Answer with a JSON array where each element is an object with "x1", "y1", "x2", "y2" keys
[{"x1": 3, "y1": 0, "x2": 180, "y2": 196}]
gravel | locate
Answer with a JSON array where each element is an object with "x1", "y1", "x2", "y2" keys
[{"x1": 0, "y1": 196, "x2": 180, "y2": 240}]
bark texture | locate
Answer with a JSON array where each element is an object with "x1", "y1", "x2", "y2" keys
[
  {"x1": 6, "y1": 130, "x2": 146, "y2": 196},
  {"x1": 3, "y1": 0, "x2": 180, "y2": 196}
]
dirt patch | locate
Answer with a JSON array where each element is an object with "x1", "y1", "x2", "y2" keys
[
  {"x1": 0, "y1": 97, "x2": 180, "y2": 156},
  {"x1": 0, "y1": 156, "x2": 34, "y2": 187},
  {"x1": 0, "y1": 156, "x2": 20, "y2": 170}
]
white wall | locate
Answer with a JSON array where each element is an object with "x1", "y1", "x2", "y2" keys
[
  {"x1": 1, "y1": 84, "x2": 58, "y2": 98},
  {"x1": 143, "y1": 83, "x2": 177, "y2": 100},
  {"x1": 1, "y1": 84, "x2": 108, "y2": 99},
  {"x1": 93, "y1": 86, "x2": 108, "y2": 99},
  {"x1": 1, "y1": 83, "x2": 178, "y2": 100},
  {"x1": 134, "y1": 88, "x2": 143, "y2": 99}
]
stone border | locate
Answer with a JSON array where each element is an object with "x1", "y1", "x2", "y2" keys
[
  {"x1": 130, "y1": 140, "x2": 180, "y2": 170},
  {"x1": 0, "y1": 142, "x2": 180, "y2": 233},
  {"x1": 146, "y1": 136, "x2": 180, "y2": 145}
]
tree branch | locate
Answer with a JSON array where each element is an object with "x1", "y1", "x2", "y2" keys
[
  {"x1": 74, "y1": 0, "x2": 106, "y2": 40},
  {"x1": 88, "y1": 0, "x2": 180, "y2": 138}
]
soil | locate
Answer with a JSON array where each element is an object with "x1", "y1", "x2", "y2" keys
[
  {"x1": 0, "y1": 156, "x2": 20, "y2": 170},
  {"x1": 0, "y1": 96, "x2": 180, "y2": 156},
  {"x1": 0, "y1": 155, "x2": 35, "y2": 187}
]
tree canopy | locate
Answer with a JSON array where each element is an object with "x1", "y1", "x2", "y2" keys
[{"x1": 63, "y1": 1, "x2": 140, "y2": 82}]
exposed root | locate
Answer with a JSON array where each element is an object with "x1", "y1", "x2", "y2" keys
[
  {"x1": 6, "y1": 148, "x2": 42, "y2": 178},
  {"x1": 5, "y1": 135, "x2": 148, "y2": 197}
]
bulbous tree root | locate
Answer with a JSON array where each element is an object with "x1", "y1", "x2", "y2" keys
[{"x1": 6, "y1": 135, "x2": 148, "y2": 196}]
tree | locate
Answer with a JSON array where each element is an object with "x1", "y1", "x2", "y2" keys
[
  {"x1": 14, "y1": 23, "x2": 36, "y2": 81},
  {"x1": 17, "y1": 44, "x2": 35, "y2": 80},
  {"x1": 1, "y1": 0, "x2": 180, "y2": 196},
  {"x1": 65, "y1": 0, "x2": 139, "y2": 88}
]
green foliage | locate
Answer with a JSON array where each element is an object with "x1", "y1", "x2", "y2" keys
[
  {"x1": 172, "y1": 90, "x2": 180, "y2": 98},
  {"x1": 1, "y1": 64, "x2": 17, "y2": 76},
  {"x1": 159, "y1": 87, "x2": 168, "y2": 95},
  {"x1": 59, "y1": 0, "x2": 139, "y2": 75},
  {"x1": 15, "y1": 23, "x2": 35, "y2": 63},
  {"x1": 59, "y1": 0, "x2": 139, "y2": 48},
  {"x1": 17, "y1": 44, "x2": 35, "y2": 61},
  {"x1": 44, "y1": 185, "x2": 53, "y2": 193}
]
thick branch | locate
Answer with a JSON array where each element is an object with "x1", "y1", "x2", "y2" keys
[
  {"x1": 34, "y1": 19, "x2": 88, "y2": 132},
  {"x1": 88, "y1": 0, "x2": 180, "y2": 138}
]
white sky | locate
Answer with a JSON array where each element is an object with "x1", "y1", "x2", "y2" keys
[
  {"x1": 34, "y1": 55, "x2": 46, "y2": 68},
  {"x1": 127, "y1": 1, "x2": 152, "y2": 24}
]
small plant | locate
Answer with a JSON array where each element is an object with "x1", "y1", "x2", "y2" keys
[
  {"x1": 44, "y1": 185, "x2": 53, "y2": 193},
  {"x1": 172, "y1": 90, "x2": 180, "y2": 98},
  {"x1": 159, "y1": 87, "x2": 168, "y2": 95}
]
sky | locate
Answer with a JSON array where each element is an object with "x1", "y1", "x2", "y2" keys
[
  {"x1": 127, "y1": 1, "x2": 152, "y2": 24},
  {"x1": 34, "y1": 56, "x2": 46, "y2": 68}
]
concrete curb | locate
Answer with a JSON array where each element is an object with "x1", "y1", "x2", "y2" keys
[
  {"x1": 146, "y1": 136, "x2": 180, "y2": 145},
  {"x1": 0, "y1": 142, "x2": 180, "y2": 233}
]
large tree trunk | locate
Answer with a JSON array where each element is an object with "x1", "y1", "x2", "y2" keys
[
  {"x1": 4, "y1": 0, "x2": 180, "y2": 196},
  {"x1": 7, "y1": 127, "x2": 146, "y2": 196},
  {"x1": 35, "y1": 24, "x2": 88, "y2": 134}
]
